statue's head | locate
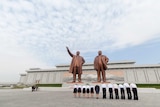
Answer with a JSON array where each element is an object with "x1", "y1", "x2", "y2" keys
[
  {"x1": 98, "y1": 50, "x2": 102, "y2": 55},
  {"x1": 76, "y1": 51, "x2": 80, "y2": 55}
]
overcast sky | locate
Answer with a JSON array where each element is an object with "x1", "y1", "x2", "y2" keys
[{"x1": 0, "y1": 0, "x2": 160, "y2": 82}]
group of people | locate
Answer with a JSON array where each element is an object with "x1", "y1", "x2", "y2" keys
[
  {"x1": 73, "y1": 83, "x2": 138, "y2": 100},
  {"x1": 66, "y1": 47, "x2": 109, "y2": 83}
]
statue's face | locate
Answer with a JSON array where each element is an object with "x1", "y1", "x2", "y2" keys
[
  {"x1": 76, "y1": 51, "x2": 80, "y2": 55},
  {"x1": 98, "y1": 51, "x2": 102, "y2": 55}
]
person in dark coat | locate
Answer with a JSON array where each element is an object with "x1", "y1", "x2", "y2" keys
[
  {"x1": 32, "y1": 85, "x2": 35, "y2": 92},
  {"x1": 95, "y1": 85, "x2": 100, "y2": 99}
]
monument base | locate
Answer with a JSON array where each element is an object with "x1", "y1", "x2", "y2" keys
[
  {"x1": 62, "y1": 81, "x2": 111, "y2": 87},
  {"x1": 66, "y1": 81, "x2": 84, "y2": 84},
  {"x1": 92, "y1": 81, "x2": 110, "y2": 84}
]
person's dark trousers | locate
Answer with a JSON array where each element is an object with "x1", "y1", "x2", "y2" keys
[
  {"x1": 114, "y1": 89, "x2": 119, "y2": 99},
  {"x1": 126, "y1": 88, "x2": 132, "y2": 99},
  {"x1": 32, "y1": 86, "x2": 35, "y2": 92},
  {"x1": 109, "y1": 88, "x2": 113, "y2": 99},
  {"x1": 102, "y1": 88, "x2": 106, "y2": 99},
  {"x1": 120, "y1": 88, "x2": 125, "y2": 99},
  {"x1": 132, "y1": 88, "x2": 138, "y2": 100}
]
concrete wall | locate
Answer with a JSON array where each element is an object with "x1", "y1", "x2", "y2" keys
[
  {"x1": 23, "y1": 71, "x2": 64, "y2": 84},
  {"x1": 124, "y1": 68, "x2": 160, "y2": 83},
  {"x1": 19, "y1": 61, "x2": 160, "y2": 84},
  {"x1": 21, "y1": 68, "x2": 160, "y2": 84}
]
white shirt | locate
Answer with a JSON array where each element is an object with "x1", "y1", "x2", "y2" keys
[
  {"x1": 108, "y1": 83, "x2": 113, "y2": 88},
  {"x1": 119, "y1": 84, "x2": 124, "y2": 89},
  {"x1": 130, "y1": 83, "x2": 137, "y2": 88},
  {"x1": 90, "y1": 86, "x2": 94, "y2": 89},
  {"x1": 74, "y1": 84, "x2": 78, "y2": 89},
  {"x1": 113, "y1": 84, "x2": 118, "y2": 89},
  {"x1": 101, "y1": 83, "x2": 107, "y2": 88},
  {"x1": 82, "y1": 85, "x2": 86, "y2": 89},
  {"x1": 78, "y1": 85, "x2": 82, "y2": 89},
  {"x1": 123, "y1": 83, "x2": 130, "y2": 88},
  {"x1": 86, "y1": 85, "x2": 90, "y2": 89}
]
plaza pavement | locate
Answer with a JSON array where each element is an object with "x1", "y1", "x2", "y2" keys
[{"x1": 0, "y1": 88, "x2": 160, "y2": 107}]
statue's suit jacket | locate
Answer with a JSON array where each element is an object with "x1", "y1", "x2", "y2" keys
[
  {"x1": 67, "y1": 49, "x2": 85, "y2": 74},
  {"x1": 94, "y1": 55, "x2": 109, "y2": 71}
]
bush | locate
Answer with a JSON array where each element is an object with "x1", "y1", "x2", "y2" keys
[
  {"x1": 137, "y1": 84, "x2": 160, "y2": 89},
  {"x1": 36, "y1": 84, "x2": 62, "y2": 87}
]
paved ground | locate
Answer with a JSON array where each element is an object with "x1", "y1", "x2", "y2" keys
[{"x1": 0, "y1": 89, "x2": 160, "y2": 107}]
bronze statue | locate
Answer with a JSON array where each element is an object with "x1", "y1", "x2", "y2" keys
[
  {"x1": 66, "y1": 47, "x2": 85, "y2": 82},
  {"x1": 94, "y1": 50, "x2": 109, "y2": 82}
]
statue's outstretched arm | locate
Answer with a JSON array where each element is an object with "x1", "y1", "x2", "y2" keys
[{"x1": 66, "y1": 46, "x2": 73, "y2": 57}]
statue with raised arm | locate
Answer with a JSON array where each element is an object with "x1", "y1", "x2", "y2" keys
[
  {"x1": 66, "y1": 47, "x2": 85, "y2": 82},
  {"x1": 94, "y1": 50, "x2": 109, "y2": 82}
]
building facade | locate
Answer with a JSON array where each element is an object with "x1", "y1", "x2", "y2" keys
[{"x1": 19, "y1": 60, "x2": 160, "y2": 85}]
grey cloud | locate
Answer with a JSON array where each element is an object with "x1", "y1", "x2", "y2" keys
[{"x1": 0, "y1": 0, "x2": 160, "y2": 66}]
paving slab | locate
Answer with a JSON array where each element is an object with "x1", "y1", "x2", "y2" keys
[
  {"x1": 23, "y1": 87, "x2": 160, "y2": 93},
  {"x1": 0, "y1": 89, "x2": 160, "y2": 107}
]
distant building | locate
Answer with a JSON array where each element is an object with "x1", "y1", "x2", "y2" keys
[{"x1": 19, "y1": 60, "x2": 160, "y2": 85}]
